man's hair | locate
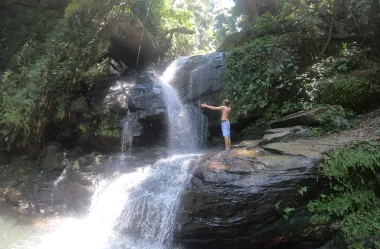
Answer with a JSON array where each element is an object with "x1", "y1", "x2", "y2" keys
[{"x1": 223, "y1": 99, "x2": 230, "y2": 107}]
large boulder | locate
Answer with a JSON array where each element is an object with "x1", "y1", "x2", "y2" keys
[
  {"x1": 165, "y1": 53, "x2": 227, "y2": 133},
  {"x1": 270, "y1": 106, "x2": 335, "y2": 129},
  {"x1": 40, "y1": 143, "x2": 70, "y2": 172},
  {"x1": 176, "y1": 136, "x2": 354, "y2": 249},
  {"x1": 56, "y1": 72, "x2": 167, "y2": 153},
  {"x1": 168, "y1": 53, "x2": 225, "y2": 104},
  {"x1": 103, "y1": 73, "x2": 166, "y2": 147},
  {"x1": 0, "y1": 188, "x2": 21, "y2": 206}
]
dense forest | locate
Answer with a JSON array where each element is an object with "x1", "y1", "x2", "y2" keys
[{"x1": 1, "y1": 0, "x2": 380, "y2": 248}]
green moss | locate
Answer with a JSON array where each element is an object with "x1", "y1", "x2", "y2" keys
[
  {"x1": 79, "y1": 124, "x2": 88, "y2": 133},
  {"x1": 73, "y1": 160, "x2": 79, "y2": 170}
]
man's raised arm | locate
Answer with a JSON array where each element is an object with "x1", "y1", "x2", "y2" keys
[{"x1": 201, "y1": 103, "x2": 223, "y2": 111}]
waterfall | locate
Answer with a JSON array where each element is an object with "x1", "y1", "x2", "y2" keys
[
  {"x1": 37, "y1": 154, "x2": 197, "y2": 249},
  {"x1": 159, "y1": 58, "x2": 206, "y2": 152},
  {"x1": 121, "y1": 113, "x2": 142, "y2": 152},
  {"x1": 50, "y1": 166, "x2": 68, "y2": 205},
  {"x1": 30, "y1": 58, "x2": 206, "y2": 249}
]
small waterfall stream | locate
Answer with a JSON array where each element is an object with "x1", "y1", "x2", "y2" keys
[{"x1": 5, "y1": 58, "x2": 208, "y2": 249}]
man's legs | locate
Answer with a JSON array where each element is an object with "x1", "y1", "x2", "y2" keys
[
  {"x1": 228, "y1": 137, "x2": 231, "y2": 149},
  {"x1": 224, "y1": 136, "x2": 229, "y2": 150}
]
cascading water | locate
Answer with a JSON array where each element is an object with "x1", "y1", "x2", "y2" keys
[
  {"x1": 35, "y1": 154, "x2": 197, "y2": 249},
  {"x1": 6, "y1": 58, "x2": 207, "y2": 249},
  {"x1": 121, "y1": 113, "x2": 142, "y2": 152},
  {"x1": 50, "y1": 166, "x2": 68, "y2": 205},
  {"x1": 159, "y1": 58, "x2": 206, "y2": 152}
]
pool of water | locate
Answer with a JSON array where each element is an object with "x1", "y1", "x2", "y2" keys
[{"x1": 0, "y1": 201, "x2": 52, "y2": 249}]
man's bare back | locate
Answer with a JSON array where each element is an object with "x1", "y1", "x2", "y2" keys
[{"x1": 221, "y1": 106, "x2": 231, "y2": 121}]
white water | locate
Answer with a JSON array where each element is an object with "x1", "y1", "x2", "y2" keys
[
  {"x1": 159, "y1": 58, "x2": 205, "y2": 152},
  {"x1": 33, "y1": 154, "x2": 197, "y2": 249},
  {"x1": 121, "y1": 113, "x2": 142, "y2": 152},
  {"x1": 1, "y1": 58, "x2": 206, "y2": 249},
  {"x1": 50, "y1": 166, "x2": 68, "y2": 206}
]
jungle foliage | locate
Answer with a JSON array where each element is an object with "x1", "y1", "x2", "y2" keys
[
  {"x1": 220, "y1": 1, "x2": 380, "y2": 247},
  {"x1": 0, "y1": 0, "x2": 217, "y2": 153},
  {"x1": 308, "y1": 140, "x2": 380, "y2": 249},
  {"x1": 222, "y1": 0, "x2": 380, "y2": 130}
]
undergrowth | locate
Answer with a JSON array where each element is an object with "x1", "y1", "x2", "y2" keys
[
  {"x1": 313, "y1": 74, "x2": 380, "y2": 112},
  {"x1": 308, "y1": 140, "x2": 380, "y2": 249},
  {"x1": 240, "y1": 101, "x2": 306, "y2": 138},
  {"x1": 223, "y1": 34, "x2": 304, "y2": 120},
  {"x1": 241, "y1": 103, "x2": 351, "y2": 138},
  {"x1": 309, "y1": 105, "x2": 353, "y2": 136}
]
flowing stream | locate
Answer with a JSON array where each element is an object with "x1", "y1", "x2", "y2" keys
[{"x1": 0, "y1": 58, "x2": 206, "y2": 249}]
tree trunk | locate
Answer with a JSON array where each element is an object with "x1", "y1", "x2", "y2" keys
[{"x1": 320, "y1": 1, "x2": 339, "y2": 56}]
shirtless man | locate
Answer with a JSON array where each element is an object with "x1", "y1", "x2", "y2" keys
[{"x1": 201, "y1": 99, "x2": 232, "y2": 150}]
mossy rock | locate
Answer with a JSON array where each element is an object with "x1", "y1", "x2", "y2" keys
[{"x1": 314, "y1": 72, "x2": 380, "y2": 112}]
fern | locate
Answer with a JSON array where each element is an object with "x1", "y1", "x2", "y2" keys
[{"x1": 308, "y1": 140, "x2": 380, "y2": 248}]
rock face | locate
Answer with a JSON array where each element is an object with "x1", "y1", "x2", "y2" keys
[
  {"x1": 0, "y1": 146, "x2": 167, "y2": 214},
  {"x1": 176, "y1": 134, "x2": 355, "y2": 249},
  {"x1": 56, "y1": 53, "x2": 228, "y2": 152},
  {"x1": 55, "y1": 72, "x2": 167, "y2": 153},
  {"x1": 169, "y1": 53, "x2": 225, "y2": 104},
  {"x1": 270, "y1": 106, "x2": 335, "y2": 128},
  {"x1": 166, "y1": 53, "x2": 230, "y2": 134}
]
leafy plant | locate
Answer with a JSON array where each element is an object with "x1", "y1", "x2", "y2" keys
[
  {"x1": 241, "y1": 100, "x2": 309, "y2": 138},
  {"x1": 275, "y1": 201, "x2": 282, "y2": 210},
  {"x1": 253, "y1": 0, "x2": 322, "y2": 37},
  {"x1": 223, "y1": 34, "x2": 302, "y2": 119},
  {"x1": 308, "y1": 140, "x2": 380, "y2": 248},
  {"x1": 310, "y1": 45, "x2": 370, "y2": 78},
  {"x1": 298, "y1": 187, "x2": 308, "y2": 196},
  {"x1": 309, "y1": 105, "x2": 352, "y2": 136},
  {"x1": 283, "y1": 207, "x2": 296, "y2": 220},
  {"x1": 313, "y1": 74, "x2": 379, "y2": 112}
]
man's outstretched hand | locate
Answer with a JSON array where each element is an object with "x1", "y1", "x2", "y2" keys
[{"x1": 200, "y1": 103, "x2": 207, "y2": 108}]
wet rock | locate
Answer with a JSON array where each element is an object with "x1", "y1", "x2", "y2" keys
[
  {"x1": 128, "y1": 86, "x2": 165, "y2": 111},
  {"x1": 169, "y1": 53, "x2": 225, "y2": 104},
  {"x1": 1, "y1": 188, "x2": 21, "y2": 207},
  {"x1": 176, "y1": 138, "x2": 350, "y2": 249},
  {"x1": 68, "y1": 72, "x2": 167, "y2": 152},
  {"x1": 40, "y1": 143, "x2": 70, "y2": 172},
  {"x1": 232, "y1": 139, "x2": 262, "y2": 149},
  {"x1": 259, "y1": 126, "x2": 310, "y2": 145},
  {"x1": 70, "y1": 96, "x2": 90, "y2": 114},
  {"x1": 270, "y1": 106, "x2": 336, "y2": 128},
  {"x1": 120, "y1": 113, "x2": 143, "y2": 137},
  {"x1": 0, "y1": 146, "x2": 8, "y2": 166},
  {"x1": 317, "y1": 233, "x2": 347, "y2": 249},
  {"x1": 64, "y1": 182, "x2": 94, "y2": 212},
  {"x1": 103, "y1": 73, "x2": 165, "y2": 117}
]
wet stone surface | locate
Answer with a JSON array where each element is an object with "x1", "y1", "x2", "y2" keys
[{"x1": 176, "y1": 133, "x2": 362, "y2": 249}]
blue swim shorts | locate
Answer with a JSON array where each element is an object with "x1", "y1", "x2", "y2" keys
[{"x1": 221, "y1": 121, "x2": 230, "y2": 137}]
